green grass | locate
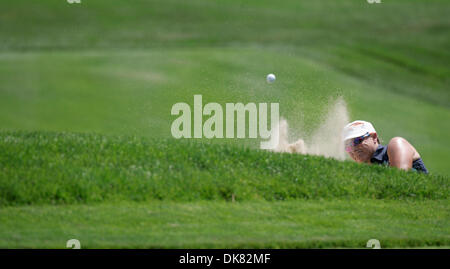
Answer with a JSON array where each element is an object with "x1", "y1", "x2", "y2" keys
[
  {"x1": 0, "y1": 0, "x2": 449, "y2": 174},
  {"x1": 0, "y1": 0, "x2": 449, "y2": 248},
  {"x1": 0, "y1": 131, "x2": 448, "y2": 248},
  {"x1": 0, "y1": 48, "x2": 448, "y2": 174},
  {"x1": 0, "y1": 131, "x2": 447, "y2": 206},
  {"x1": 1, "y1": 200, "x2": 448, "y2": 249}
]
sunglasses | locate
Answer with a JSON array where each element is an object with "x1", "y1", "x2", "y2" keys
[{"x1": 345, "y1": 132, "x2": 371, "y2": 152}]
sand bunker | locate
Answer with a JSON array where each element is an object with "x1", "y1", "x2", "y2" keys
[{"x1": 262, "y1": 97, "x2": 350, "y2": 160}]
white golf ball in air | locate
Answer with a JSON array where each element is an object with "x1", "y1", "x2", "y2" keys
[{"x1": 266, "y1": 73, "x2": 276, "y2": 83}]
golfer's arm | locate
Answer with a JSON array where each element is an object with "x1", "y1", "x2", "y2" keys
[{"x1": 387, "y1": 137, "x2": 414, "y2": 171}]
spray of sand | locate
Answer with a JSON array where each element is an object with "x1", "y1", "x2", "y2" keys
[{"x1": 263, "y1": 97, "x2": 350, "y2": 160}]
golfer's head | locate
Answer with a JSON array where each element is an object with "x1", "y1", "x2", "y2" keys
[{"x1": 342, "y1": 120, "x2": 379, "y2": 163}]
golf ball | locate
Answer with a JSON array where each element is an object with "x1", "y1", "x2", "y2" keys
[{"x1": 266, "y1": 73, "x2": 276, "y2": 83}]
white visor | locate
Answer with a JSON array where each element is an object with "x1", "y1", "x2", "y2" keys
[{"x1": 342, "y1": 120, "x2": 376, "y2": 141}]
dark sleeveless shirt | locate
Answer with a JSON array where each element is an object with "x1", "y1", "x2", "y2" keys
[{"x1": 370, "y1": 145, "x2": 429, "y2": 174}]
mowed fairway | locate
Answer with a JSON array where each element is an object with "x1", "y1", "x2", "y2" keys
[
  {"x1": 1, "y1": 200, "x2": 448, "y2": 249},
  {"x1": 0, "y1": 0, "x2": 449, "y2": 248}
]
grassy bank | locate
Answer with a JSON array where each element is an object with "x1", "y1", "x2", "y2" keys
[
  {"x1": 0, "y1": 131, "x2": 447, "y2": 206},
  {"x1": 0, "y1": 131, "x2": 448, "y2": 248}
]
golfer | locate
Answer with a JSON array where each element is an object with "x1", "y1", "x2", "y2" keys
[{"x1": 342, "y1": 120, "x2": 429, "y2": 173}]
